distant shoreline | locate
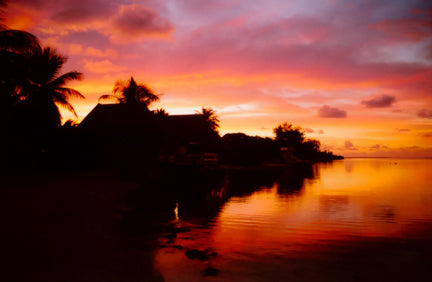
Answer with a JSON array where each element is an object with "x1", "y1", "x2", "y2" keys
[{"x1": 344, "y1": 156, "x2": 432, "y2": 160}]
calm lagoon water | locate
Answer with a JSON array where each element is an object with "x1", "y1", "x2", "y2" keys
[{"x1": 155, "y1": 159, "x2": 432, "y2": 281}]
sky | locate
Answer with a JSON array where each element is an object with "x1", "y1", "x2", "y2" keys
[{"x1": 3, "y1": 0, "x2": 432, "y2": 157}]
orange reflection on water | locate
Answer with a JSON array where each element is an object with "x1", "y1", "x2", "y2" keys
[
  {"x1": 214, "y1": 160, "x2": 432, "y2": 247},
  {"x1": 155, "y1": 159, "x2": 432, "y2": 280}
]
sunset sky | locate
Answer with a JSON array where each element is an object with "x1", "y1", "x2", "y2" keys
[{"x1": 3, "y1": 0, "x2": 432, "y2": 157}]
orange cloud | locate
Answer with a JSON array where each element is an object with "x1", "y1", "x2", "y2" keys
[
  {"x1": 86, "y1": 47, "x2": 117, "y2": 58},
  {"x1": 83, "y1": 59, "x2": 127, "y2": 74}
]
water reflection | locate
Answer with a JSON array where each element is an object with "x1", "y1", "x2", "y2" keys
[
  {"x1": 319, "y1": 194, "x2": 350, "y2": 214},
  {"x1": 137, "y1": 160, "x2": 432, "y2": 281}
]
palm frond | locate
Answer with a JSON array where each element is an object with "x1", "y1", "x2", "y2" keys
[
  {"x1": 41, "y1": 47, "x2": 67, "y2": 80},
  {"x1": 57, "y1": 87, "x2": 85, "y2": 99},
  {"x1": 111, "y1": 76, "x2": 160, "y2": 107},
  {"x1": 0, "y1": 29, "x2": 41, "y2": 54},
  {"x1": 196, "y1": 106, "x2": 220, "y2": 131},
  {"x1": 49, "y1": 71, "x2": 82, "y2": 88},
  {"x1": 55, "y1": 99, "x2": 77, "y2": 117},
  {"x1": 113, "y1": 79, "x2": 126, "y2": 94},
  {"x1": 99, "y1": 94, "x2": 119, "y2": 102}
]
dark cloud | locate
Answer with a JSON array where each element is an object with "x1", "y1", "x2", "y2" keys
[
  {"x1": 318, "y1": 105, "x2": 347, "y2": 118},
  {"x1": 396, "y1": 128, "x2": 410, "y2": 132},
  {"x1": 370, "y1": 144, "x2": 381, "y2": 150},
  {"x1": 369, "y1": 17, "x2": 432, "y2": 42},
  {"x1": 421, "y1": 132, "x2": 432, "y2": 138},
  {"x1": 344, "y1": 140, "x2": 357, "y2": 150},
  {"x1": 51, "y1": 8, "x2": 99, "y2": 23},
  {"x1": 361, "y1": 94, "x2": 396, "y2": 108},
  {"x1": 61, "y1": 30, "x2": 111, "y2": 49},
  {"x1": 111, "y1": 4, "x2": 173, "y2": 38},
  {"x1": 12, "y1": 0, "x2": 58, "y2": 8},
  {"x1": 418, "y1": 109, "x2": 432, "y2": 118}
]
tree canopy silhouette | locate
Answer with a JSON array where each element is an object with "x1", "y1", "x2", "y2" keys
[
  {"x1": 273, "y1": 122, "x2": 305, "y2": 148},
  {"x1": 1, "y1": 2, "x2": 84, "y2": 167},
  {"x1": 99, "y1": 77, "x2": 160, "y2": 108},
  {"x1": 154, "y1": 108, "x2": 169, "y2": 117},
  {"x1": 0, "y1": 7, "x2": 42, "y2": 115},
  {"x1": 0, "y1": 2, "x2": 82, "y2": 128},
  {"x1": 196, "y1": 107, "x2": 220, "y2": 133},
  {"x1": 22, "y1": 46, "x2": 84, "y2": 127}
]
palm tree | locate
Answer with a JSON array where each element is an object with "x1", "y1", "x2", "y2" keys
[
  {"x1": 0, "y1": 3, "x2": 42, "y2": 115},
  {"x1": 22, "y1": 46, "x2": 84, "y2": 128},
  {"x1": 0, "y1": 0, "x2": 7, "y2": 30},
  {"x1": 99, "y1": 77, "x2": 159, "y2": 108},
  {"x1": 154, "y1": 108, "x2": 168, "y2": 117},
  {"x1": 196, "y1": 107, "x2": 220, "y2": 132},
  {"x1": 0, "y1": 29, "x2": 41, "y2": 54}
]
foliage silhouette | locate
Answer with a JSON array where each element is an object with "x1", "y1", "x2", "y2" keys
[
  {"x1": 195, "y1": 107, "x2": 220, "y2": 133},
  {"x1": 273, "y1": 122, "x2": 330, "y2": 161},
  {"x1": 274, "y1": 122, "x2": 305, "y2": 148},
  {"x1": 221, "y1": 133, "x2": 280, "y2": 165},
  {"x1": 154, "y1": 108, "x2": 169, "y2": 117},
  {"x1": 0, "y1": 9, "x2": 83, "y2": 168},
  {"x1": 22, "y1": 46, "x2": 84, "y2": 128},
  {"x1": 99, "y1": 77, "x2": 160, "y2": 108}
]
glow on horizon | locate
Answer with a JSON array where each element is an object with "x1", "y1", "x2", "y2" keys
[{"x1": 4, "y1": 0, "x2": 432, "y2": 157}]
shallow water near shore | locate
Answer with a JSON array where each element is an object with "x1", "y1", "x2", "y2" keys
[{"x1": 155, "y1": 159, "x2": 432, "y2": 281}]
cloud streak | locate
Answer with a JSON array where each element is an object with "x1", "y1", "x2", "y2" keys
[{"x1": 418, "y1": 109, "x2": 432, "y2": 119}]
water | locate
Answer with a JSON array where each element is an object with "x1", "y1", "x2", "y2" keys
[{"x1": 154, "y1": 159, "x2": 432, "y2": 281}]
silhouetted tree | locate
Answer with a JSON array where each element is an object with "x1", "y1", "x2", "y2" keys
[
  {"x1": 0, "y1": 4, "x2": 41, "y2": 117},
  {"x1": 0, "y1": 0, "x2": 8, "y2": 29},
  {"x1": 273, "y1": 122, "x2": 305, "y2": 148},
  {"x1": 22, "y1": 46, "x2": 84, "y2": 128},
  {"x1": 99, "y1": 77, "x2": 159, "y2": 107},
  {"x1": 298, "y1": 138, "x2": 321, "y2": 160},
  {"x1": 196, "y1": 107, "x2": 220, "y2": 133},
  {"x1": 221, "y1": 133, "x2": 280, "y2": 165},
  {"x1": 154, "y1": 108, "x2": 168, "y2": 117}
]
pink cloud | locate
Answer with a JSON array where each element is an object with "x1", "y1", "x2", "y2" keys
[
  {"x1": 50, "y1": 8, "x2": 100, "y2": 24},
  {"x1": 110, "y1": 4, "x2": 173, "y2": 41},
  {"x1": 85, "y1": 47, "x2": 117, "y2": 58},
  {"x1": 418, "y1": 109, "x2": 432, "y2": 118},
  {"x1": 368, "y1": 17, "x2": 432, "y2": 42},
  {"x1": 361, "y1": 95, "x2": 396, "y2": 108},
  {"x1": 318, "y1": 105, "x2": 347, "y2": 118}
]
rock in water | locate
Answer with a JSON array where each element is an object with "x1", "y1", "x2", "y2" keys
[
  {"x1": 185, "y1": 249, "x2": 209, "y2": 261},
  {"x1": 203, "y1": 267, "x2": 220, "y2": 277}
]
